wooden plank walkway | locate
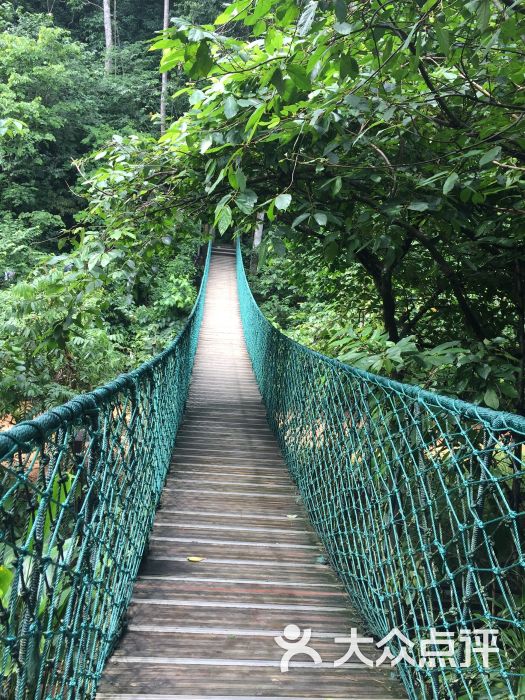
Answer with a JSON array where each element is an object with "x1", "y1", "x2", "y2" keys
[{"x1": 97, "y1": 247, "x2": 406, "y2": 700}]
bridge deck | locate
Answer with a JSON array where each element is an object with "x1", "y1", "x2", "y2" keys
[{"x1": 97, "y1": 247, "x2": 405, "y2": 700}]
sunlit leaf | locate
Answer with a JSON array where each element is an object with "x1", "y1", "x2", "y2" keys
[
  {"x1": 275, "y1": 193, "x2": 292, "y2": 210},
  {"x1": 297, "y1": 1, "x2": 318, "y2": 36}
]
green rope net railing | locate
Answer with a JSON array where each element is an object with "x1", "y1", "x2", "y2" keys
[
  {"x1": 236, "y1": 239, "x2": 525, "y2": 700},
  {"x1": 0, "y1": 243, "x2": 210, "y2": 700}
]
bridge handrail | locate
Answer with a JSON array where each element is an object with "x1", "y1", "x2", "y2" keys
[
  {"x1": 0, "y1": 242, "x2": 211, "y2": 699},
  {"x1": 236, "y1": 237, "x2": 525, "y2": 700}
]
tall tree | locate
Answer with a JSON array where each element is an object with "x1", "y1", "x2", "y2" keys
[
  {"x1": 102, "y1": 0, "x2": 113, "y2": 71},
  {"x1": 160, "y1": 0, "x2": 170, "y2": 134},
  {"x1": 250, "y1": 212, "x2": 264, "y2": 273}
]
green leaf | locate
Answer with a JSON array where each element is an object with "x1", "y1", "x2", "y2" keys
[
  {"x1": 252, "y1": 0, "x2": 276, "y2": 21},
  {"x1": 477, "y1": 0, "x2": 490, "y2": 32},
  {"x1": 270, "y1": 67, "x2": 285, "y2": 94},
  {"x1": 484, "y1": 387, "x2": 499, "y2": 410},
  {"x1": 160, "y1": 49, "x2": 185, "y2": 72},
  {"x1": 189, "y1": 89, "x2": 206, "y2": 105},
  {"x1": 253, "y1": 19, "x2": 266, "y2": 36},
  {"x1": 287, "y1": 64, "x2": 311, "y2": 90},
  {"x1": 334, "y1": 22, "x2": 353, "y2": 35},
  {"x1": 188, "y1": 40, "x2": 213, "y2": 79},
  {"x1": 340, "y1": 51, "x2": 359, "y2": 79},
  {"x1": 264, "y1": 27, "x2": 283, "y2": 53},
  {"x1": 265, "y1": 27, "x2": 283, "y2": 52},
  {"x1": 277, "y1": 3, "x2": 300, "y2": 28},
  {"x1": 297, "y1": 1, "x2": 317, "y2": 36},
  {"x1": 200, "y1": 135, "x2": 213, "y2": 154},
  {"x1": 334, "y1": 0, "x2": 347, "y2": 22},
  {"x1": 333, "y1": 176, "x2": 342, "y2": 195},
  {"x1": 151, "y1": 38, "x2": 180, "y2": 50},
  {"x1": 292, "y1": 212, "x2": 310, "y2": 228},
  {"x1": 472, "y1": 191, "x2": 485, "y2": 204},
  {"x1": 245, "y1": 104, "x2": 266, "y2": 138},
  {"x1": 228, "y1": 167, "x2": 239, "y2": 190},
  {"x1": 224, "y1": 95, "x2": 239, "y2": 119},
  {"x1": 314, "y1": 212, "x2": 327, "y2": 226},
  {"x1": 275, "y1": 193, "x2": 292, "y2": 210},
  {"x1": 477, "y1": 364, "x2": 491, "y2": 380},
  {"x1": 215, "y1": 204, "x2": 233, "y2": 234},
  {"x1": 408, "y1": 201, "x2": 430, "y2": 211},
  {"x1": 400, "y1": 21, "x2": 418, "y2": 50},
  {"x1": 236, "y1": 189, "x2": 258, "y2": 214},
  {"x1": 435, "y1": 26, "x2": 450, "y2": 56},
  {"x1": 0, "y1": 566, "x2": 13, "y2": 599},
  {"x1": 6, "y1": 118, "x2": 26, "y2": 135},
  {"x1": 479, "y1": 146, "x2": 501, "y2": 166},
  {"x1": 443, "y1": 172, "x2": 459, "y2": 195},
  {"x1": 236, "y1": 169, "x2": 247, "y2": 192},
  {"x1": 460, "y1": 188, "x2": 471, "y2": 202},
  {"x1": 215, "y1": 0, "x2": 252, "y2": 25}
]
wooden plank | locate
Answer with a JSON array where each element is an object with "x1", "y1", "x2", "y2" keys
[
  {"x1": 165, "y1": 478, "x2": 293, "y2": 491},
  {"x1": 165, "y1": 470, "x2": 292, "y2": 483},
  {"x1": 111, "y1": 631, "x2": 377, "y2": 661},
  {"x1": 139, "y1": 559, "x2": 338, "y2": 584},
  {"x1": 137, "y1": 574, "x2": 343, "y2": 595},
  {"x1": 96, "y1": 248, "x2": 405, "y2": 700},
  {"x1": 146, "y1": 542, "x2": 324, "y2": 564},
  {"x1": 168, "y1": 461, "x2": 289, "y2": 473},
  {"x1": 154, "y1": 510, "x2": 306, "y2": 523},
  {"x1": 132, "y1": 578, "x2": 346, "y2": 597},
  {"x1": 151, "y1": 524, "x2": 315, "y2": 545},
  {"x1": 98, "y1": 696, "x2": 407, "y2": 700},
  {"x1": 97, "y1": 663, "x2": 405, "y2": 698}
]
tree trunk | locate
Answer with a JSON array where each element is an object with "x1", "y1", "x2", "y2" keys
[
  {"x1": 103, "y1": 0, "x2": 113, "y2": 72},
  {"x1": 113, "y1": 0, "x2": 119, "y2": 49},
  {"x1": 250, "y1": 212, "x2": 265, "y2": 273},
  {"x1": 160, "y1": 0, "x2": 170, "y2": 135},
  {"x1": 376, "y1": 271, "x2": 399, "y2": 343},
  {"x1": 356, "y1": 249, "x2": 400, "y2": 342}
]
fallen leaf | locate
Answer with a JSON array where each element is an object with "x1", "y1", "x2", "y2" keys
[
  {"x1": 187, "y1": 556, "x2": 205, "y2": 563},
  {"x1": 286, "y1": 514, "x2": 298, "y2": 519}
]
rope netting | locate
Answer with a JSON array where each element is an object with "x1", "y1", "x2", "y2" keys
[
  {"x1": 236, "y1": 239, "x2": 525, "y2": 700},
  {"x1": 0, "y1": 244, "x2": 210, "y2": 700}
]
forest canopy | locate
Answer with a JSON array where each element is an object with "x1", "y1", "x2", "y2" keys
[
  {"x1": 0, "y1": 0, "x2": 524, "y2": 421},
  {"x1": 0, "y1": 0, "x2": 220, "y2": 421}
]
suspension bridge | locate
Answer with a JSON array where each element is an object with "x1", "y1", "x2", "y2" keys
[{"x1": 0, "y1": 242, "x2": 523, "y2": 700}]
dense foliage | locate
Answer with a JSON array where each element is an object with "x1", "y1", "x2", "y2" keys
[
  {"x1": 1, "y1": 0, "x2": 524, "y2": 419},
  {"x1": 0, "y1": 1, "x2": 220, "y2": 422},
  {"x1": 73, "y1": 0, "x2": 524, "y2": 413}
]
